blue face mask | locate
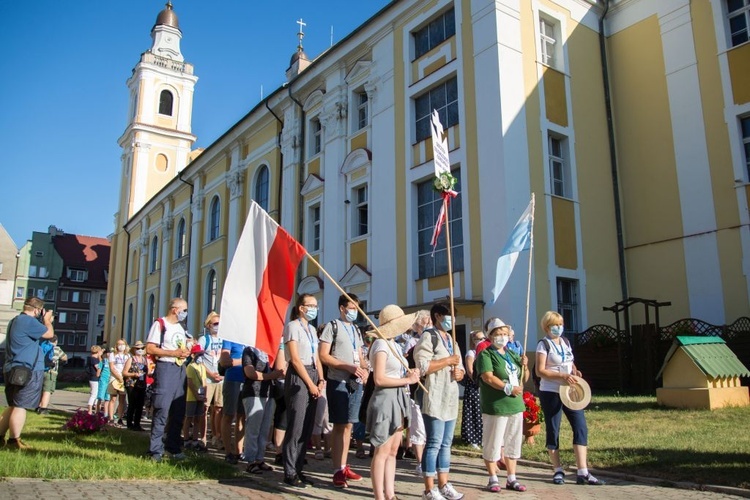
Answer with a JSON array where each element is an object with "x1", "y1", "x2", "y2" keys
[
  {"x1": 440, "y1": 316, "x2": 453, "y2": 332},
  {"x1": 549, "y1": 325, "x2": 564, "y2": 337},
  {"x1": 304, "y1": 307, "x2": 318, "y2": 321},
  {"x1": 345, "y1": 309, "x2": 358, "y2": 322}
]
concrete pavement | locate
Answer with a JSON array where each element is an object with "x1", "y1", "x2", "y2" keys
[{"x1": 1, "y1": 389, "x2": 748, "y2": 499}]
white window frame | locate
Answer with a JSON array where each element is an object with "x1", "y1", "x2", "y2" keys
[
  {"x1": 539, "y1": 17, "x2": 557, "y2": 67},
  {"x1": 72, "y1": 291, "x2": 80, "y2": 303},
  {"x1": 29, "y1": 265, "x2": 37, "y2": 277},
  {"x1": 548, "y1": 133, "x2": 572, "y2": 199},
  {"x1": 412, "y1": 7, "x2": 456, "y2": 60},
  {"x1": 99, "y1": 292, "x2": 107, "y2": 306},
  {"x1": 355, "y1": 91, "x2": 369, "y2": 131},
  {"x1": 557, "y1": 277, "x2": 580, "y2": 334},
  {"x1": 742, "y1": 115, "x2": 750, "y2": 179},
  {"x1": 728, "y1": 0, "x2": 750, "y2": 47},
  {"x1": 310, "y1": 117, "x2": 322, "y2": 156},
  {"x1": 58, "y1": 311, "x2": 67, "y2": 324},
  {"x1": 68, "y1": 268, "x2": 87, "y2": 282},
  {"x1": 61, "y1": 290, "x2": 69, "y2": 301},
  {"x1": 352, "y1": 184, "x2": 369, "y2": 238},
  {"x1": 309, "y1": 203, "x2": 322, "y2": 252}
]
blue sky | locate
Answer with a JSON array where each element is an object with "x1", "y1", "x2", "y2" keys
[{"x1": 0, "y1": 1, "x2": 391, "y2": 248}]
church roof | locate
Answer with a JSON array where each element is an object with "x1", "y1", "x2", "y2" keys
[{"x1": 154, "y1": 1, "x2": 180, "y2": 31}]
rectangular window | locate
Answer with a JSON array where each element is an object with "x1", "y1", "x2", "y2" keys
[
  {"x1": 540, "y1": 18, "x2": 557, "y2": 67},
  {"x1": 44, "y1": 289, "x2": 55, "y2": 301},
  {"x1": 61, "y1": 290, "x2": 69, "y2": 301},
  {"x1": 354, "y1": 185, "x2": 369, "y2": 237},
  {"x1": 70, "y1": 312, "x2": 78, "y2": 324},
  {"x1": 68, "y1": 268, "x2": 87, "y2": 282},
  {"x1": 27, "y1": 288, "x2": 35, "y2": 299},
  {"x1": 58, "y1": 311, "x2": 67, "y2": 324},
  {"x1": 557, "y1": 278, "x2": 580, "y2": 334},
  {"x1": 416, "y1": 169, "x2": 464, "y2": 279},
  {"x1": 38, "y1": 267, "x2": 48, "y2": 278},
  {"x1": 78, "y1": 334, "x2": 87, "y2": 347},
  {"x1": 413, "y1": 8, "x2": 456, "y2": 59},
  {"x1": 97, "y1": 314, "x2": 105, "y2": 327},
  {"x1": 415, "y1": 77, "x2": 459, "y2": 143},
  {"x1": 729, "y1": 0, "x2": 750, "y2": 47},
  {"x1": 34, "y1": 251, "x2": 44, "y2": 257},
  {"x1": 80, "y1": 313, "x2": 89, "y2": 325},
  {"x1": 15, "y1": 286, "x2": 24, "y2": 299},
  {"x1": 72, "y1": 291, "x2": 80, "y2": 303},
  {"x1": 82, "y1": 291, "x2": 91, "y2": 303},
  {"x1": 29, "y1": 265, "x2": 37, "y2": 277},
  {"x1": 742, "y1": 116, "x2": 750, "y2": 179},
  {"x1": 311, "y1": 118, "x2": 322, "y2": 155},
  {"x1": 310, "y1": 204, "x2": 321, "y2": 252},
  {"x1": 549, "y1": 134, "x2": 571, "y2": 198},
  {"x1": 99, "y1": 293, "x2": 107, "y2": 306},
  {"x1": 356, "y1": 92, "x2": 368, "y2": 130}
]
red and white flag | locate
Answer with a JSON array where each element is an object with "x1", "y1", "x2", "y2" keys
[{"x1": 218, "y1": 201, "x2": 306, "y2": 364}]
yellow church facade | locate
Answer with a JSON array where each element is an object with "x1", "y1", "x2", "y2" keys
[{"x1": 105, "y1": 0, "x2": 750, "y2": 348}]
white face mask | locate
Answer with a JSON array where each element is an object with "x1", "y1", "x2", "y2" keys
[
  {"x1": 117, "y1": 345, "x2": 126, "y2": 352},
  {"x1": 493, "y1": 335, "x2": 508, "y2": 348},
  {"x1": 177, "y1": 310, "x2": 188, "y2": 322},
  {"x1": 440, "y1": 316, "x2": 453, "y2": 331},
  {"x1": 549, "y1": 325, "x2": 564, "y2": 337},
  {"x1": 135, "y1": 349, "x2": 145, "y2": 356},
  {"x1": 345, "y1": 309, "x2": 358, "y2": 322},
  {"x1": 210, "y1": 325, "x2": 219, "y2": 334}
]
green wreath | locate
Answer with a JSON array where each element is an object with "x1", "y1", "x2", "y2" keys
[{"x1": 432, "y1": 171, "x2": 457, "y2": 193}]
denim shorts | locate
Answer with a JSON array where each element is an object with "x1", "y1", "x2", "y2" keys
[
  {"x1": 4, "y1": 370, "x2": 44, "y2": 410},
  {"x1": 326, "y1": 378, "x2": 363, "y2": 424}
]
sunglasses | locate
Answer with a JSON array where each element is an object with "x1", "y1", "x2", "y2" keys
[{"x1": 211, "y1": 322, "x2": 219, "y2": 326}]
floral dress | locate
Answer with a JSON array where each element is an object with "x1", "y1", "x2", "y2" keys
[{"x1": 461, "y1": 349, "x2": 482, "y2": 446}]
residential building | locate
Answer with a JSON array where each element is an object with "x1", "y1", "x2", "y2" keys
[
  {"x1": 0, "y1": 223, "x2": 19, "y2": 348},
  {"x1": 105, "y1": 0, "x2": 750, "y2": 354}
]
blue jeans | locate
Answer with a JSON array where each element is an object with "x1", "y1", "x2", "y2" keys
[
  {"x1": 539, "y1": 390, "x2": 588, "y2": 450},
  {"x1": 421, "y1": 414, "x2": 456, "y2": 477},
  {"x1": 149, "y1": 362, "x2": 187, "y2": 456}
]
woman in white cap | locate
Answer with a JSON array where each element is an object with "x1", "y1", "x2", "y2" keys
[
  {"x1": 366, "y1": 304, "x2": 421, "y2": 500},
  {"x1": 476, "y1": 319, "x2": 529, "y2": 492},
  {"x1": 535, "y1": 311, "x2": 603, "y2": 486}
]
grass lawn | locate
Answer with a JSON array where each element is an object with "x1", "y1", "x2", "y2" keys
[
  {"x1": 56, "y1": 381, "x2": 90, "y2": 393},
  {"x1": 0, "y1": 407, "x2": 242, "y2": 480},
  {"x1": 455, "y1": 394, "x2": 750, "y2": 489}
]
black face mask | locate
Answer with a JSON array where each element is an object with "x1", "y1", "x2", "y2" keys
[{"x1": 36, "y1": 309, "x2": 45, "y2": 324}]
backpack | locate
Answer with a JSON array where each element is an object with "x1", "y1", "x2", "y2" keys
[
  {"x1": 534, "y1": 336, "x2": 572, "y2": 383},
  {"x1": 41, "y1": 341, "x2": 56, "y2": 370},
  {"x1": 321, "y1": 320, "x2": 339, "y2": 380}
]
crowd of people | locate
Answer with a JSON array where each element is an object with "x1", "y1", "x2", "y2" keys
[{"x1": 2, "y1": 295, "x2": 604, "y2": 498}]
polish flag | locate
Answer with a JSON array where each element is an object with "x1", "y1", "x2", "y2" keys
[{"x1": 218, "y1": 201, "x2": 307, "y2": 364}]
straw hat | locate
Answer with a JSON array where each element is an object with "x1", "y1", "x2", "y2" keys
[
  {"x1": 132, "y1": 341, "x2": 145, "y2": 349},
  {"x1": 371, "y1": 304, "x2": 417, "y2": 339},
  {"x1": 560, "y1": 378, "x2": 592, "y2": 410}
]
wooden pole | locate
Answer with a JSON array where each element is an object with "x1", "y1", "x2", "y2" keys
[
  {"x1": 443, "y1": 195, "x2": 457, "y2": 348},
  {"x1": 305, "y1": 251, "x2": 427, "y2": 393},
  {"x1": 521, "y1": 193, "x2": 535, "y2": 382}
]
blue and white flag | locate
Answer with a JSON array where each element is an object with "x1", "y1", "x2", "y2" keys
[{"x1": 490, "y1": 198, "x2": 534, "y2": 303}]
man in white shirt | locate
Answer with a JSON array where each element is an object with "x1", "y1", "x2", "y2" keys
[{"x1": 146, "y1": 297, "x2": 191, "y2": 462}]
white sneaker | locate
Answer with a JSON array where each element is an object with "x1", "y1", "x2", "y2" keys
[
  {"x1": 415, "y1": 464, "x2": 423, "y2": 477},
  {"x1": 440, "y1": 482, "x2": 465, "y2": 500},
  {"x1": 422, "y1": 487, "x2": 446, "y2": 500}
]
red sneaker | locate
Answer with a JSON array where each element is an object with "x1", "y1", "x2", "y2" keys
[
  {"x1": 344, "y1": 465, "x2": 363, "y2": 481},
  {"x1": 333, "y1": 469, "x2": 348, "y2": 488}
]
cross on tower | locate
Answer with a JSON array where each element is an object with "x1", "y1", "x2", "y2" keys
[{"x1": 296, "y1": 18, "x2": 306, "y2": 50}]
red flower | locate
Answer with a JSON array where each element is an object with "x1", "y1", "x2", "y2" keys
[{"x1": 523, "y1": 391, "x2": 544, "y2": 424}]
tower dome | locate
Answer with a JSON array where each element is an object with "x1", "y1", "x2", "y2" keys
[{"x1": 154, "y1": 1, "x2": 180, "y2": 31}]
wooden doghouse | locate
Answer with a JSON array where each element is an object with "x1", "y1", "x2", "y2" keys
[{"x1": 656, "y1": 336, "x2": 749, "y2": 409}]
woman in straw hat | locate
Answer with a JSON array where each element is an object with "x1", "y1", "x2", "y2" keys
[
  {"x1": 535, "y1": 311, "x2": 603, "y2": 486},
  {"x1": 123, "y1": 340, "x2": 148, "y2": 431},
  {"x1": 366, "y1": 304, "x2": 421, "y2": 500}
]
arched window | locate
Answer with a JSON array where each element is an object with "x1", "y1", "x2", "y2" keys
[
  {"x1": 206, "y1": 270, "x2": 218, "y2": 315},
  {"x1": 209, "y1": 196, "x2": 221, "y2": 241},
  {"x1": 150, "y1": 236, "x2": 159, "y2": 273},
  {"x1": 175, "y1": 218, "x2": 186, "y2": 258},
  {"x1": 147, "y1": 294, "x2": 155, "y2": 326},
  {"x1": 126, "y1": 303, "x2": 134, "y2": 344},
  {"x1": 174, "y1": 282, "x2": 183, "y2": 298},
  {"x1": 158, "y1": 90, "x2": 173, "y2": 116},
  {"x1": 254, "y1": 165, "x2": 270, "y2": 211}
]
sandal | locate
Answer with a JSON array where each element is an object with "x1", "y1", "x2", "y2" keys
[
  {"x1": 257, "y1": 461, "x2": 273, "y2": 471},
  {"x1": 245, "y1": 462, "x2": 263, "y2": 474},
  {"x1": 577, "y1": 473, "x2": 605, "y2": 485},
  {"x1": 553, "y1": 471, "x2": 565, "y2": 485},
  {"x1": 506, "y1": 480, "x2": 527, "y2": 492},
  {"x1": 487, "y1": 480, "x2": 501, "y2": 493}
]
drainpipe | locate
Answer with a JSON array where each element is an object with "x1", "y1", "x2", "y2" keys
[
  {"x1": 287, "y1": 84, "x2": 306, "y2": 284},
  {"x1": 265, "y1": 95, "x2": 285, "y2": 222},
  {"x1": 599, "y1": 0, "x2": 628, "y2": 302}
]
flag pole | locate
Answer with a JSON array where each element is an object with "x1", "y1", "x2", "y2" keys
[
  {"x1": 443, "y1": 196, "x2": 457, "y2": 348},
  {"x1": 304, "y1": 251, "x2": 428, "y2": 393},
  {"x1": 521, "y1": 193, "x2": 535, "y2": 381}
]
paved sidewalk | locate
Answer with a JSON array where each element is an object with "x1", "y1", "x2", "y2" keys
[{"x1": 2, "y1": 390, "x2": 748, "y2": 499}]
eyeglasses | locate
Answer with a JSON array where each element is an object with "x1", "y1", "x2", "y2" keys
[
  {"x1": 303, "y1": 304, "x2": 317, "y2": 308},
  {"x1": 211, "y1": 322, "x2": 219, "y2": 326}
]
